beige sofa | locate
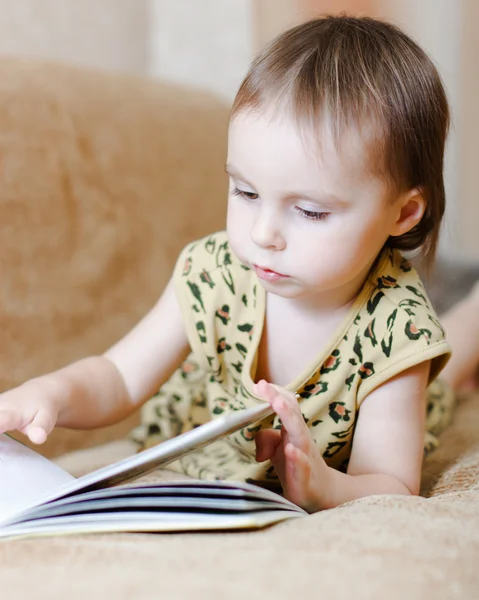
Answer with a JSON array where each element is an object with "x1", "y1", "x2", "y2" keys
[{"x1": 0, "y1": 58, "x2": 478, "y2": 600}]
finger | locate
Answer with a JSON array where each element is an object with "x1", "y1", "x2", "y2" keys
[
  {"x1": 256, "y1": 380, "x2": 302, "y2": 418},
  {"x1": 255, "y1": 429, "x2": 282, "y2": 462},
  {"x1": 269, "y1": 383, "x2": 300, "y2": 404},
  {"x1": 0, "y1": 409, "x2": 29, "y2": 434},
  {"x1": 21, "y1": 410, "x2": 55, "y2": 445},
  {"x1": 284, "y1": 443, "x2": 313, "y2": 509},
  {"x1": 255, "y1": 381, "x2": 310, "y2": 448},
  {"x1": 254, "y1": 380, "x2": 298, "y2": 406}
]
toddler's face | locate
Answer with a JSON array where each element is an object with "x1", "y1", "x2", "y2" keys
[{"x1": 226, "y1": 110, "x2": 407, "y2": 307}]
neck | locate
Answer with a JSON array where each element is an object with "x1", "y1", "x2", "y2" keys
[{"x1": 277, "y1": 261, "x2": 375, "y2": 318}]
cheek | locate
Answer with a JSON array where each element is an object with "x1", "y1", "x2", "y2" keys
[
  {"x1": 291, "y1": 222, "x2": 379, "y2": 280},
  {"x1": 325, "y1": 213, "x2": 390, "y2": 253},
  {"x1": 226, "y1": 201, "x2": 241, "y2": 236},
  {"x1": 226, "y1": 202, "x2": 251, "y2": 257},
  {"x1": 226, "y1": 199, "x2": 254, "y2": 234}
]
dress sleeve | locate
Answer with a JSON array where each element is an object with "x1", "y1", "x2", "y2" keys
[{"x1": 355, "y1": 293, "x2": 451, "y2": 407}]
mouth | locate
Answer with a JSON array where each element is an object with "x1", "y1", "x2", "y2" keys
[{"x1": 253, "y1": 264, "x2": 289, "y2": 282}]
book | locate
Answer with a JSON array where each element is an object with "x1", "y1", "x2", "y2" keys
[{"x1": 0, "y1": 402, "x2": 306, "y2": 539}]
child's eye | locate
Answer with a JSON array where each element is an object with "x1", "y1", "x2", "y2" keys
[
  {"x1": 295, "y1": 207, "x2": 329, "y2": 221},
  {"x1": 232, "y1": 188, "x2": 259, "y2": 200}
]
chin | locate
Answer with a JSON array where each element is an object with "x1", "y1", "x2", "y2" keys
[{"x1": 256, "y1": 278, "x2": 304, "y2": 297}]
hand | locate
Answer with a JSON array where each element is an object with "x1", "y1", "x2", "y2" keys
[
  {"x1": 254, "y1": 379, "x2": 330, "y2": 512},
  {"x1": 0, "y1": 379, "x2": 61, "y2": 444}
]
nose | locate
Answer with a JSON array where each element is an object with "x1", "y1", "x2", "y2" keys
[{"x1": 250, "y1": 205, "x2": 286, "y2": 250}]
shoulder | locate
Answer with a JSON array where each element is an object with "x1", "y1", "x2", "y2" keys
[
  {"x1": 354, "y1": 247, "x2": 451, "y2": 403},
  {"x1": 364, "y1": 247, "x2": 445, "y2": 339}
]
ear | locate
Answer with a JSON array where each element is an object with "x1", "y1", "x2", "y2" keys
[{"x1": 390, "y1": 189, "x2": 426, "y2": 237}]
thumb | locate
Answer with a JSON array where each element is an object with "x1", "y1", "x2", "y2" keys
[
  {"x1": 21, "y1": 410, "x2": 56, "y2": 445},
  {"x1": 255, "y1": 429, "x2": 282, "y2": 462},
  {"x1": 0, "y1": 409, "x2": 28, "y2": 435}
]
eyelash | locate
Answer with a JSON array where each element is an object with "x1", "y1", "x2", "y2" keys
[
  {"x1": 231, "y1": 188, "x2": 258, "y2": 201},
  {"x1": 231, "y1": 188, "x2": 329, "y2": 222},
  {"x1": 294, "y1": 207, "x2": 329, "y2": 221}
]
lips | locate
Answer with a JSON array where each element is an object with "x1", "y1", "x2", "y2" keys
[{"x1": 253, "y1": 264, "x2": 288, "y2": 282}]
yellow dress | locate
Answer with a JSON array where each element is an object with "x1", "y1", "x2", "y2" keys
[{"x1": 133, "y1": 231, "x2": 453, "y2": 489}]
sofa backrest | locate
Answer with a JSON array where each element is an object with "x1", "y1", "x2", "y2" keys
[{"x1": 0, "y1": 59, "x2": 230, "y2": 454}]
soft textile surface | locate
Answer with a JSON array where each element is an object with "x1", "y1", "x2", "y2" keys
[
  {"x1": 0, "y1": 57, "x2": 478, "y2": 599},
  {"x1": 0, "y1": 58, "x2": 229, "y2": 457},
  {"x1": 1, "y1": 390, "x2": 478, "y2": 600}
]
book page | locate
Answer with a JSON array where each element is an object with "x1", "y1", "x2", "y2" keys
[
  {"x1": 0, "y1": 402, "x2": 274, "y2": 525},
  {"x1": 0, "y1": 508, "x2": 304, "y2": 539},
  {"x1": 43, "y1": 401, "x2": 275, "y2": 501},
  {"x1": 0, "y1": 434, "x2": 74, "y2": 524}
]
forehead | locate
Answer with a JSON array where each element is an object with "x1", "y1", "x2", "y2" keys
[{"x1": 227, "y1": 110, "x2": 379, "y2": 189}]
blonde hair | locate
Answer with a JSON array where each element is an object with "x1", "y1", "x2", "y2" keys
[{"x1": 231, "y1": 15, "x2": 450, "y2": 265}]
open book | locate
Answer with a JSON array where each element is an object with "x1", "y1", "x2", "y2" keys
[{"x1": 0, "y1": 403, "x2": 306, "y2": 539}]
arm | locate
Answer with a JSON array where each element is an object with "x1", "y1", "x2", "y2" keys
[
  {"x1": 0, "y1": 279, "x2": 190, "y2": 443},
  {"x1": 254, "y1": 360, "x2": 430, "y2": 512},
  {"x1": 321, "y1": 360, "x2": 429, "y2": 507}
]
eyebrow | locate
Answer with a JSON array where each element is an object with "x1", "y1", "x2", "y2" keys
[
  {"x1": 225, "y1": 163, "x2": 248, "y2": 181},
  {"x1": 225, "y1": 163, "x2": 348, "y2": 209}
]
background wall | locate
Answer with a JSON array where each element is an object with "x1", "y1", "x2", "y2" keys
[
  {"x1": 0, "y1": 0, "x2": 148, "y2": 73},
  {"x1": 148, "y1": 0, "x2": 254, "y2": 102},
  {"x1": 460, "y1": 0, "x2": 479, "y2": 257},
  {"x1": 0, "y1": 0, "x2": 475, "y2": 258},
  {"x1": 372, "y1": 0, "x2": 462, "y2": 256}
]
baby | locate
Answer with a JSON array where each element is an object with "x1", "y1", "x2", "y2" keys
[{"x1": 0, "y1": 15, "x2": 477, "y2": 513}]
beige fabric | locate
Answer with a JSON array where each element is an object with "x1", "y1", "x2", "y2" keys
[
  {"x1": 0, "y1": 57, "x2": 478, "y2": 600},
  {"x1": 0, "y1": 57, "x2": 229, "y2": 457},
  {"x1": 1, "y1": 390, "x2": 478, "y2": 600}
]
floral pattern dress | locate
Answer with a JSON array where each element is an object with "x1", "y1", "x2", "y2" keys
[{"x1": 132, "y1": 231, "x2": 453, "y2": 490}]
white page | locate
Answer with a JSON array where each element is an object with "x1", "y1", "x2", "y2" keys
[
  {"x1": 2, "y1": 401, "x2": 275, "y2": 524},
  {"x1": 2, "y1": 480, "x2": 305, "y2": 527},
  {"x1": 18, "y1": 495, "x2": 283, "y2": 522},
  {"x1": 0, "y1": 509, "x2": 304, "y2": 540},
  {"x1": 38, "y1": 482, "x2": 298, "y2": 509},
  {"x1": 0, "y1": 434, "x2": 74, "y2": 523},
  {"x1": 0, "y1": 402, "x2": 274, "y2": 527}
]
